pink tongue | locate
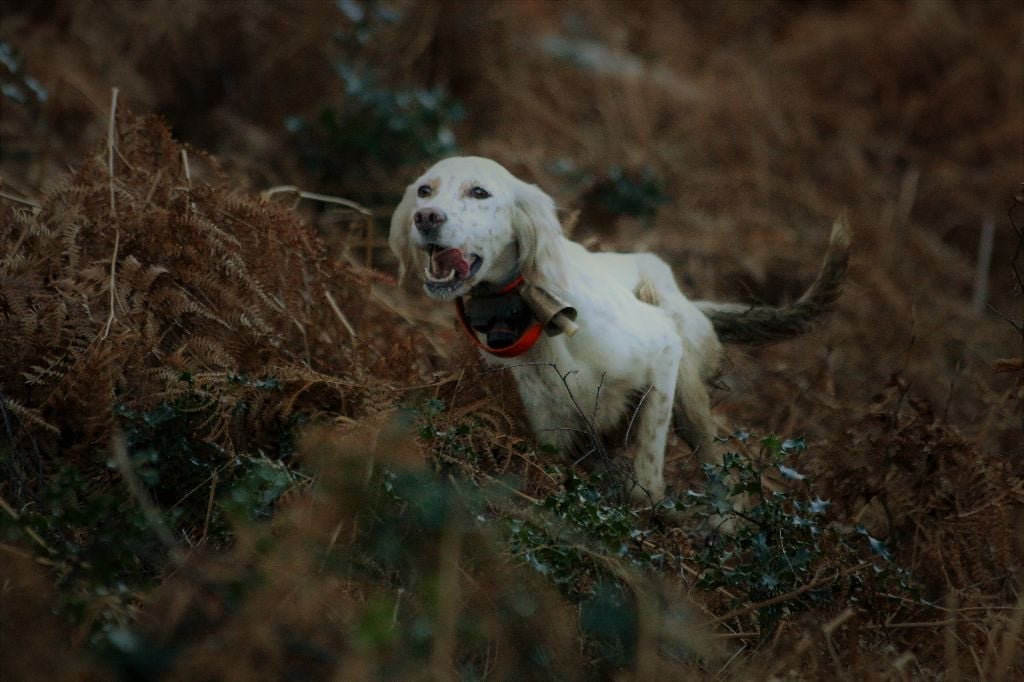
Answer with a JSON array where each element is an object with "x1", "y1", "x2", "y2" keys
[{"x1": 434, "y1": 248, "x2": 471, "y2": 278}]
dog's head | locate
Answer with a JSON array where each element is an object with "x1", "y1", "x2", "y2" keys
[{"x1": 389, "y1": 156, "x2": 567, "y2": 301}]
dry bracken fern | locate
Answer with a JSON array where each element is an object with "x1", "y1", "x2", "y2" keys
[{"x1": 0, "y1": 113, "x2": 432, "y2": 492}]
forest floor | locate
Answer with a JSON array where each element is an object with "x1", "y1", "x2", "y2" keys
[{"x1": 1, "y1": 1, "x2": 1022, "y2": 679}]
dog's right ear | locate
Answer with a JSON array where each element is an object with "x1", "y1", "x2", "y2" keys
[
  {"x1": 389, "y1": 184, "x2": 417, "y2": 283},
  {"x1": 512, "y1": 179, "x2": 569, "y2": 297}
]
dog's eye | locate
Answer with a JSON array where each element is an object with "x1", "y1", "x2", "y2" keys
[
  {"x1": 417, "y1": 185, "x2": 432, "y2": 198},
  {"x1": 469, "y1": 186, "x2": 491, "y2": 200}
]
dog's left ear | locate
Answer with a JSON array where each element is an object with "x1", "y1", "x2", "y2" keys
[
  {"x1": 512, "y1": 179, "x2": 569, "y2": 296},
  {"x1": 388, "y1": 184, "x2": 417, "y2": 283}
]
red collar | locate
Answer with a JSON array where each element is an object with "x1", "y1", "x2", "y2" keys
[{"x1": 454, "y1": 275, "x2": 544, "y2": 358}]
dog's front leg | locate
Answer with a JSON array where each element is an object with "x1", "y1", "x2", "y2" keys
[{"x1": 627, "y1": 339, "x2": 682, "y2": 504}]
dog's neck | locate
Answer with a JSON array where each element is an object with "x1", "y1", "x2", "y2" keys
[
  {"x1": 468, "y1": 267, "x2": 522, "y2": 298},
  {"x1": 463, "y1": 268, "x2": 530, "y2": 342},
  {"x1": 455, "y1": 272, "x2": 543, "y2": 357}
]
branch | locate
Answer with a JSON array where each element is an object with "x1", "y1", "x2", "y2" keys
[
  {"x1": 101, "y1": 228, "x2": 120, "y2": 339},
  {"x1": 107, "y1": 87, "x2": 119, "y2": 217},
  {"x1": 710, "y1": 562, "x2": 870, "y2": 625}
]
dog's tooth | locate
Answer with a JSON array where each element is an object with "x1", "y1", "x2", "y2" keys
[
  {"x1": 424, "y1": 264, "x2": 433, "y2": 280},
  {"x1": 443, "y1": 268, "x2": 456, "y2": 282}
]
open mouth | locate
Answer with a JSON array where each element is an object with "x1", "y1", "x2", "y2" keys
[{"x1": 422, "y1": 245, "x2": 482, "y2": 297}]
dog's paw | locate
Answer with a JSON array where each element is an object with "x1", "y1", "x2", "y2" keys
[
  {"x1": 701, "y1": 512, "x2": 738, "y2": 536},
  {"x1": 626, "y1": 480, "x2": 665, "y2": 508}
]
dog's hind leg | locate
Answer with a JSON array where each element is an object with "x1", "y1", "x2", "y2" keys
[
  {"x1": 627, "y1": 334, "x2": 683, "y2": 505},
  {"x1": 674, "y1": 360, "x2": 748, "y2": 532},
  {"x1": 672, "y1": 359, "x2": 720, "y2": 466}
]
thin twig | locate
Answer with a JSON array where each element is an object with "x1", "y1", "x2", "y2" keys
[
  {"x1": 108, "y1": 87, "x2": 119, "y2": 217},
  {"x1": 988, "y1": 303, "x2": 1024, "y2": 335},
  {"x1": 143, "y1": 168, "x2": 163, "y2": 205},
  {"x1": 317, "y1": 520, "x2": 346, "y2": 575},
  {"x1": 0, "y1": 392, "x2": 45, "y2": 484},
  {"x1": 0, "y1": 541, "x2": 37, "y2": 561},
  {"x1": 181, "y1": 149, "x2": 192, "y2": 188},
  {"x1": 591, "y1": 371, "x2": 606, "y2": 424},
  {"x1": 482, "y1": 361, "x2": 607, "y2": 457},
  {"x1": 448, "y1": 367, "x2": 467, "y2": 413},
  {"x1": 555, "y1": 367, "x2": 604, "y2": 457},
  {"x1": 199, "y1": 472, "x2": 218, "y2": 547},
  {"x1": 864, "y1": 618, "x2": 965, "y2": 630},
  {"x1": 262, "y1": 185, "x2": 374, "y2": 216},
  {"x1": 111, "y1": 429, "x2": 183, "y2": 565},
  {"x1": 713, "y1": 641, "x2": 747, "y2": 678},
  {"x1": 623, "y1": 384, "x2": 654, "y2": 448},
  {"x1": 0, "y1": 493, "x2": 55, "y2": 555},
  {"x1": 482, "y1": 360, "x2": 646, "y2": 495},
  {"x1": 972, "y1": 216, "x2": 997, "y2": 315},
  {"x1": 1009, "y1": 186, "x2": 1023, "y2": 295},
  {"x1": 711, "y1": 563, "x2": 870, "y2": 625},
  {"x1": 323, "y1": 287, "x2": 357, "y2": 339},
  {"x1": 479, "y1": 360, "x2": 568, "y2": 377},
  {"x1": 101, "y1": 229, "x2": 120, "y2": 339},
  {"x1": 0, "y1": 190, "x2": 40, "y2": 208}
]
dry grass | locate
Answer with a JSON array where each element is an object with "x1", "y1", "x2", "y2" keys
[{"x1": 1, "y1": 0, "x2": 1022, "y2": 679}]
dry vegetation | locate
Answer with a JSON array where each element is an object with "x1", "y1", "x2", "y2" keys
[{"x1": 1, "y1": 1, "x2": 1022, "y2": 680}]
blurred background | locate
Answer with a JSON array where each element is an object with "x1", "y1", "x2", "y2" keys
[{"x1": 1, "y1": 0, "x2": 1022, "y2": 679}]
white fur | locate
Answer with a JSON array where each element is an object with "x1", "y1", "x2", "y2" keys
[{"x1": 391, "y1": 157, "x2": 724, "y2": 502}]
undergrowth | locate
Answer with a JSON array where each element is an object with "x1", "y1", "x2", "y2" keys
[
  {"x1": 2, "y1": 384, "x2": 928, "y2": 676},
  {"x1": 414, "y1": 404, "x2": 923, "y2": 649},
  {"x1": 1, "y1": 8, "x2": 1021, "y2": 669},
  {"x1": 0, "y1": 375, "x2": 309, "y2": 650},
  {"x1": 684, "y1": 434, "x2": 919, "y2": 636}
]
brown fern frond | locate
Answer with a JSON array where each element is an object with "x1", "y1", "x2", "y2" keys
[{"x1": 0, "y1": 396, "x2": 59, "y2": 434}]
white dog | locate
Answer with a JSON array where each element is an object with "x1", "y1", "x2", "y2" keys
[{"x1": 390, "y1": 157, "x2": 849, "y2": 503}]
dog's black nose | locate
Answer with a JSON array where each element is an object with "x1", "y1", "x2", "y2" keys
[{"x1": 414, "y1": 207, "x2": 447, "y2": 235}]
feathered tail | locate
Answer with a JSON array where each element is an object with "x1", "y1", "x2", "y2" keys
[{"x1": 697, "y1": 214, "x2": 851, "y2": 344}]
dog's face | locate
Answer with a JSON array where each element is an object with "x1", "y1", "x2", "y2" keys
[
  {"x1": 390, "y1": 156, "x2": 565, "y2": 301},
  {"x1": 390, "y1": 157, "x2": 518, "y2": 300}
]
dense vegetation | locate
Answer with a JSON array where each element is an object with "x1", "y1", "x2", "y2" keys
[{"x1": 1, "y1": 1, "x2": 1021, "y2": 679}]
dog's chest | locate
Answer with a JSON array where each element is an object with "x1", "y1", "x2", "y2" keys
[{"x1": 490, "y1": 344, "x2": 636, "y2": 443}]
